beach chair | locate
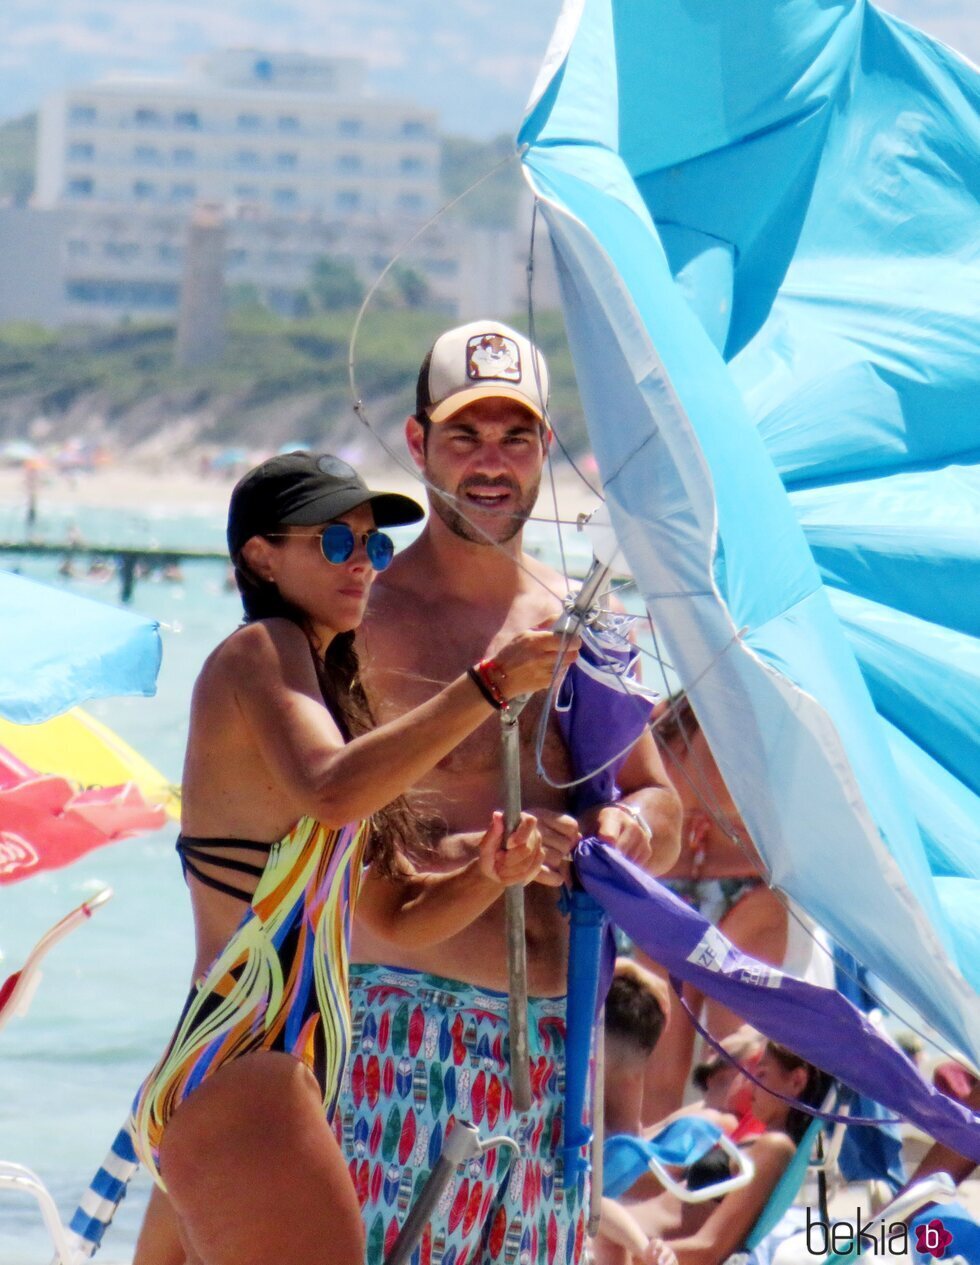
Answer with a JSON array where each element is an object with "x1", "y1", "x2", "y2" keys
[
  {"x1": 728, "y1": 1118, "x2": 963, "y2": 1265},
  {"x1": 740, "y1": 1107, "x2": 846, "y2": 1255},
  {"x1": 603, "y1": 1116, "x2": 756, "y2": 1203},
  {"x1": 757, "y1": 1173, "x2": 959, "y2": 1264},
  {"x1": 0, "y1": 889, "x2": 113, "y2": 1264}
]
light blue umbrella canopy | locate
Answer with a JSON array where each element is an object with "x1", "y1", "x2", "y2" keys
[
  {"x1": 0, "y1": 571, "x2": 161, "y2": 724},
  {"x1": 520, "y1": 1, "x2": 980, "y2": 1060}
]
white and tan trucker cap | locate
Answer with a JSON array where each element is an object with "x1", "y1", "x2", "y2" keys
[{"x1": 418, "y1": 320, "x2": 550, "y2": 426}]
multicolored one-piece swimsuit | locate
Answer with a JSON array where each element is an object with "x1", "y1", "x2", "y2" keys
[{"x1": 131, "y1": 815, "x2": 367, "y2": 1187}]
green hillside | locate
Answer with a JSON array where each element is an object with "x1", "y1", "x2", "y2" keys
[{"x1": 0, "y1": 308, "x2": 588, "y2": 454}]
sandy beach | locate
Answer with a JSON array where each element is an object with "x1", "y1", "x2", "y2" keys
[{"x1": 0, "y1": 456, "x2": 604, "y2": 527}]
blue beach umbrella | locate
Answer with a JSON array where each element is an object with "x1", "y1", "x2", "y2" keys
[
  {"x1": 521, "y1": 0, "x2": 980, "y2": 1075},
  {"x1": 0, "y1": 571, "x2": 161, "y2": 724}
]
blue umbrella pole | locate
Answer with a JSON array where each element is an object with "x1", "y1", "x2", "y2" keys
[{"x1": 562, "y1": 887, "x2": 606, "y2": 1189}]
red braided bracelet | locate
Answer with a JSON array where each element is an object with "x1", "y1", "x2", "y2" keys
[{"x1": 475, "y1": 658, "x2": 509, "y2": 708}]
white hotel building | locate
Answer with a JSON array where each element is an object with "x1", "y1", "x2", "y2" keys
[
  {"x1": 4, "y1": 50, "x2": 543, "y2": 324},
  {"x1": 36, "y1": 51, "x2": 439, "y2": 223}
]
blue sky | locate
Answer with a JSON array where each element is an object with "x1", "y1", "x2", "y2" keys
[{"x1": 0, "y1": 1, "x2": 975, "y2": 137}]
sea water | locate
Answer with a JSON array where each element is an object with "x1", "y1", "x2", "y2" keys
[{"x1": 0, "y1": 498, "x2": 599, "y2": 1264}]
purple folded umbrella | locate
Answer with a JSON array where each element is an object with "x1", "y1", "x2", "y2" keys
[{"x1": 575, "y1": 839, "x2": 980, "y2": 1164}]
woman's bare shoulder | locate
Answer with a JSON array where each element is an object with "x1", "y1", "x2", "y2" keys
[
  {"x1": 192, "y1": 620, "x2": 316, "y2": 714},
  {"x1": 206, "y1": 618, "x2": 309, "y2": 673},
  {"x1": 745, "y1": 1129, "x2": 797, "y2": 1172}
]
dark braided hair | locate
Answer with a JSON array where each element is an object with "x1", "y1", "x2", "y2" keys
[{"x1": 233, "y1": 540, "x2": 422, "y2": 876}]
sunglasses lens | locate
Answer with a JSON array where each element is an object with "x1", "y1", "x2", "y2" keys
[
  {"x1": 320, "y1": 523, "x2": 355, "y2": 563},
  {"x1": 366, "y1": 532, "x2": 395, "y2": 571}
]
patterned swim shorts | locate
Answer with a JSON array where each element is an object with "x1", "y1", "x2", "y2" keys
[{"x1": 336, "y1": 963, "x2": 590, "y2": 1265}]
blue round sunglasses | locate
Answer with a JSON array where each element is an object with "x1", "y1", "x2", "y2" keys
[{"x1": 269, "y1": 524, "x2": 395, "y2": 571}]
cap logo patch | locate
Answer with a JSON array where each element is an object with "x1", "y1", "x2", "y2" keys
[
  {"x1": 466, "y1": 334, "x2": 522, "y2": 384},
  {"x1": 317, "y1": 455, "x2": 357, "y2": 479}
]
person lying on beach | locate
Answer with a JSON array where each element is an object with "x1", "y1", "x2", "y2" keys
[
  {"x1": 598, "y1": 1042, "x2": 833, "y2": 1265},
  {"x1": 634, "y1": 696, "x2": 790, "y2": 1123},
  {"x1": 129, "y1": 451, "x2": 579, "y2": 1265},
  {"x1": 682, "y1": 1026, "x2": 767, "y2": 1144}
]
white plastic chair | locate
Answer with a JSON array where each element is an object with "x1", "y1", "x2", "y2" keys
[{"x1": 0, "y1": 888, "x2": 112, "y2": 1263}]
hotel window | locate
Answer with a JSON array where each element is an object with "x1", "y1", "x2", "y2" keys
[
  {"x1": 237, "y1": 113, "x2": 261, "y2": 131},
  {"x1": 134, "y1": 107, "x2": 161, "y2": 128},
  {"x1": 337, "y1": 190, "x2": 361, "y2": 211},
  {"x1": 171, "y1": 182, "x2": 196, "y2": 202},
  {"x1": 234, "y1": 150, "x2": 260, "y2": 169},
  {"x1": 278, "y1": 115, "x2": 300, "y2": 133},
  {"x1": 133, "y1": 180, "x2": 156, "y2": 200},
  {"x1": 273, "y1": 188, "x2": 298, "y2": 208},
  {"x1": 173, "y1": 147, "x2": 195, "y2": 166},
  {"x1": 337, "y1": 153, "x2": 362, "y2": 172},
  {"x1": 175, "y1": 110, "x2": 201, "y2": 130},
  {"x1": 399, "y1": 156, "x2": 424, "y2": 174},
  {"x1": 338, "y1": 118, "x2": 362, "y2": 138},
  {"x1": 398, "y1": 193, "x2": 424, "y2": 213},
  {"x1": 69, "y1": 104, "x2": 96, "y2": 124},
  {"x1": 401, "y1": 120, "x2": 427, "y2": 138},
  {"x1": 134, "y1": 145, "x2": 160, "y2": 164},
  {"x1": 67, "y1": 177, "x2": 94, "y2": 198},
  {"x1": 276, "y1": 152, "x2": 298, "y2": 169},
  {"x1": 68, "y1": 142, "x2": 95, "y2": 161},
  {"x1": 234, "y1": 185, "x2": 260, "y2": 201}
]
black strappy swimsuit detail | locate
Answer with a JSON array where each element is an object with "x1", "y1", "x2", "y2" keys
[{"x1": 175, "y1": 834, "x2": 271, "y2": 902}]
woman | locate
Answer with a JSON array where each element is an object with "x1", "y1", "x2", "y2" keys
[
  {"x1": 596, "y1": 1042, "x2": 833, "y2": 1265},
  {"x1": 131, "y1": 452, "x2": 578, "y2": 1265}
]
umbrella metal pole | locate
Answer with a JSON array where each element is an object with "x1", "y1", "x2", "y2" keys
[
  {"x1": 501, "y1": 698, "x2": 533, "y2": 1113},
  {"x1": 383, "y1": 1123, "x2": 520, "y2": 1265}
]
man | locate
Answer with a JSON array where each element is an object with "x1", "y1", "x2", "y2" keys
[
  {"x1": 343, "y1": 319, "x2": 682, "y2": 1264},
  {"x1": 603, "y1": 959, "x2": 670, "y2": 1140}
]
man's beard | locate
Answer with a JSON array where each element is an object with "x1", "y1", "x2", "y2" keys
[{"x1": 426, "y1": 472, "x2": 540, "y2": 545}]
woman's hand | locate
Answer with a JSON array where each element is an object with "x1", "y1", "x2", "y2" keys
[
  {"x1": 485, "y1": 628, "x2": 580, "y2": 701},
  {"x1": 477, "y1": 811, "x2": 545, "y2": 887}
]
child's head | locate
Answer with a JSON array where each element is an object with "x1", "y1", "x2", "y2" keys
[{"x1": 605, "y1": 957, "x2": 669, "y2": 1070}]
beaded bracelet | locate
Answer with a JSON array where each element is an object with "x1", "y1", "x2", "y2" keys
[
  {"x1": 467, "y1": 657, "x2": 509, "y2": 710},
  {"x1": 467, "y1": 665, "x2": 504, "y2": 710}
]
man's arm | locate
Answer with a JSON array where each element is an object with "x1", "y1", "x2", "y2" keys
[
  {"x1": 580, "y1": 727, "x2": 682, "y2": 874},
  {"x1": 908, "y1": 1078, "x2": 980, "y2": 1188}
]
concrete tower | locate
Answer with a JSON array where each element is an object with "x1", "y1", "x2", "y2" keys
[{"x1": 176, "y1": 203, "x2": 226, "y2": 369}]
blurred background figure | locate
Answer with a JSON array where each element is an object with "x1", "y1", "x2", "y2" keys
[{"x1": 633, "y1": 696, "x2": 789, "y2": 1122}]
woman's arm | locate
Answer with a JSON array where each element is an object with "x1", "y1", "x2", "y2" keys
[
  {"x1": 355, "y1": 812, "x2": 545, "y2": 948},
  {"x1": 228, "y1": 619, "x2": 576, "y2": 827},
  {"x1": 651, "y1": 1133, "x2": 796, "y2": 1265}
]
